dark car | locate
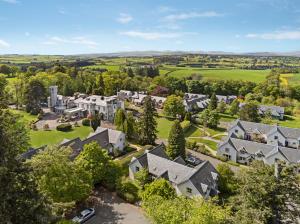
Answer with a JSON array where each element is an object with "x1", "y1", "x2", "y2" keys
[
  {"x1": 186, "y1": 155, "x2": 201, "y2": 166},
  {"x1": 72, "y1": 208, "x2": 95, "y2": 223}
]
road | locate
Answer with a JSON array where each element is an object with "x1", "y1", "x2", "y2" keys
[
  {"x1": 85, "y1": 187, "x2": 149, "y2": 224},
  {"x1": 187, "y1": 149, "x2": 240, "y2": 173}
]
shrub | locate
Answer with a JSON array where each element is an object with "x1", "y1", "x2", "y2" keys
[
  {"x1": 56, "y1": 123, "x2": 72, "y2": 132},
  {"x1": 82, "y1": 118, "x2": 90, "y2": 126},
  {"x1": 43, "y1": 123, "x2": 50, "y2": 130},
  {"x1": 116, "y1": 178, "x2": 140, "y2": 203},
  {"x1": 31, "y1": 124, "x2": 37, "y2": 131}
]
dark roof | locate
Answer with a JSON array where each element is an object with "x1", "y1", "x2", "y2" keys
[
  {"x1": 82, "y1": 129, "x2": 110, "y2": 149},
  {"x1": 188, "y1": 161, "x2": 219, "y2": 196},
  {"x1": 19, "y1": 145, "x2": 46, "y2": 160},
  {"x1": 131, "y1": 144, "x2": 219, "y2": 197}
]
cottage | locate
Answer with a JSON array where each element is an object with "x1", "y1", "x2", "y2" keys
[
  {"x1": 129, "y1": 144, "x2": 219, "y2": 198},
  {"x1": 217, "y1": 137, "x2": 300, "y2": 165},
  {"x1": 228, "y1": 119, "x2": 300, "y2": 149},
  {"x1": 240, "y1": 103, "x2": 284, "y2": 120}
]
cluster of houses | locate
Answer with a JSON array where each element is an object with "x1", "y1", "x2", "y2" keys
[
  {"x1": 117, "y1": 90, "x2": 237, "y2": 112},
  {"x1": 21, "y1": 127, "x2": 126, "y2": 160},
  {"x1": 217, "y1": 120, "x2": 300, "y2": 165},
  {"x1": 48, "y1": 86, "x2": 124, "y2": 122},
  {"x1": 239, "y1": 103, "x2": 285, "y2": 120},
  {"x1": 129, "y1": 144, "x2": 219, "y2": 198}
]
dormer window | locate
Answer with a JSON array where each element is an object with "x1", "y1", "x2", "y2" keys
[{"x1": 274, "y1": 136, "x2": 278, "y2": 140}]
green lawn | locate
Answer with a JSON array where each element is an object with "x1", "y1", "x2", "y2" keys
[
  {"x1": 30, "y1": 126, "x2": 93, "y2": 148},
  {"x1": 184, "y1": 125, "x2": 205, "y2": 137},
  {"x1": 163, "y1": 67, "x2": 270, "y2": 83},
  {"x1": 10, "y1": 109, "x2": 38, "y2": 124},
  {"x1": 156, "y1": 117, "x2": 175, "y2": 139},
  {"x1": 192, "y1": 138, "x2": 218, "y2": 151},
  {"x1": 277, "y1": 115, "x2": 300, "y2": 129},
  {"x1": 219, "y1": 113, "x2": 237, "y2": 122}
]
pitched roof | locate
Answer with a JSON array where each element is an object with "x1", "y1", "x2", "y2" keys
[
  {"x1": 222, "y1": 137, "x2": 300, "y2": 163},
  {"x1": 230, "y1": 120, "x2": 300, "y2": 139},
  {"x1": 130, "y1": 144, "x2": 218, "y2": 196},
  {"x1": 92, "y1": 127, "x2": 124, "y2": 145}
]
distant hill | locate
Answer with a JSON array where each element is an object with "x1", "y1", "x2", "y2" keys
[{"x1": 74, "y1": 50, "x2": 300, "y2": 58}]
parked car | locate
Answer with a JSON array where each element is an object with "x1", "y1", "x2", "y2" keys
[
  {"x1": 186, "y1": 155, "x2": 201, "y2": 166},
  {"x1": 72, "y1": 208, "x2": 95, "y2": 223}
]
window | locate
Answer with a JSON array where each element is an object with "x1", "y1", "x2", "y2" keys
[
  {"x1": 186, "y1": 187, "x2": 192, "y2": 193},
  {"x1": 274, "y1": 136, "x2": 278, "y2": 140},
  {"x1": 235, "y1": 129, "x2": 238, "y2": 133},
  {"x1": 225, "y1": 148, "x2": 229, "y2": 153},
  {"x1": 135, "y1": 166, "x2": 140, "y2": 172}
]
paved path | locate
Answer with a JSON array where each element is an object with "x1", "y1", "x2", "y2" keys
[
  {"x1": 187, "y1": 149, "x2": 240, "y2": 173},
  {"x1": 85, "y1": 187, "x2": 149, "y2": 224}
]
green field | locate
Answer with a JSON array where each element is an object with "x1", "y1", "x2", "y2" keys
[
  {"x1": 163, "y1": 67, "x2": 270, "y2": 83},
  {"x1": 30, "y1": 126, "x2": 92, "y2": 148}
]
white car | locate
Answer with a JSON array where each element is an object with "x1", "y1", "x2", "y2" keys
[{"x1": 72, "y1": 208, "x2": 95, "y2": 223}]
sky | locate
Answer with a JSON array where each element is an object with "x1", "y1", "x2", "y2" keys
[{"x1": 0, "y1": 0, "x2": 300, "y2": 54}]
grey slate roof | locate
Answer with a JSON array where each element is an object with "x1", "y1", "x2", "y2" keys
[
  {"x1": 91, "y1": 127, "x2": 123, "y2": 145},
  {"x1": 131, "y1": 144, "x2": 218, "y2": 196},
  {"x1": 230, "y1": 120, "x2": 300, "y2": 139},
  {"x1": 239, "y1": 104, "x2": 284, "y2": 117},
  {"x1": 220, "y1": 137, "x2": 300, "y2": 163}
]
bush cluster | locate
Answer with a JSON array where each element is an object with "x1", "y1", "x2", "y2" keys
[
  {"x1": 56, "y1": 123, "x2": 72, "y2": 132},
  {"x1": 82, "y1": 118, "x2": 90, "y2": 126}
]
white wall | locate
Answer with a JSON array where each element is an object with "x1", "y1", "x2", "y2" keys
[
  {"x1": 128, "y1": 159, "x2": 143, "y2": 180},
  {"x1": 113, "y1": 133, "x2": 126, "y2": 151},
  {"x1": 217, "y1": 142, "x2": 237, "y2": 162},
  {"x1": 176, "y1": 180, "x2": 202, "y2": 198},
  {"x1": 267, "y1": 131, "x2": 285, "y2": 146},
  {"x1": 228, "y1": 125, "x2": 245, "y2": 139}
]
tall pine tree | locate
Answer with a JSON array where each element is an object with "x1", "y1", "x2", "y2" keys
[
  {"x1": 208, "y1": 93, "x2": 218, "y2": 110},
  {"x1": 0, "y1": 110, "x2": 50, "y2": 223},
  {"x1": 166, "y1": 120, "x2": 186, "y2": 159},
  {"x1": 138, "y1": 95, "x2": 157, "y2": 145}
]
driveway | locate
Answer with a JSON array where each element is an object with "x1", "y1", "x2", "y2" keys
[
  {"x1": 84, "y1": 187, "x2": 149, "y2": 224},
  {"x1": 187, "y1": 149, "x2": 240, "y2": 173}
]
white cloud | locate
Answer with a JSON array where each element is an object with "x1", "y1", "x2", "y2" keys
[
  {"x1": 119, "y1": 31, "x2": 182, "y2": 40},
  {"x1": 1, "y1": 0, "x2": 19, "y2": 4},
  {"x1": 164, "y1": 11, "x2": 222, "y2": 21},
  {"x1": 42, "y1": 36, "x2": 98, "y2": 48},
  {"x1": 157, "y1": 6, "x2": 175, "y2": 13},
  {"x1": 117, "y1": 13, "x2": 133, "y2": 24},
  {"x1": 0, "y1": 39, "x2": 10, "y2": 48},
  {"x1": 246, "y1": 31, "x2": 300, "y2": 40}
]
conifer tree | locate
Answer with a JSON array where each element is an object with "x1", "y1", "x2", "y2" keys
[
  {"x1": 208, "y1": 93, "x2": 218, "y2": 110},
  {"x1": 166, "y1": 120, "x2": 186, "y2": 160},
  {"x1": 138, "y1": 95, "x2": 157, "y2": 145}
]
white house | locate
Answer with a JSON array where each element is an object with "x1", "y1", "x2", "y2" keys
[
  {"x1": 217, "y1": 137, "x2": 300, "y2": 165},
  {"x1": 48, "y1": 86, "x2": 124, "y2": 122},
  {"x1": 228, "y1": 119, "x2": 300, "y2": 149},
  {"x1": 129, "y1": 144, "x2": 219, "y2": 198},
  {"x1": 89, "y1": 127, "x2": 126, "y2": 151}
]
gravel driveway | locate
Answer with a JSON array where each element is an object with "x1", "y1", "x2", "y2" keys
[{"x1": 84, "y1": 187, "x2": 149, "y2": 224}]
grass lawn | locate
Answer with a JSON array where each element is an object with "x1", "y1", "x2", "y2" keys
[
  {"x1": 192, "y1": 138, "x2": 218, "y2": 151},
  {"x1": 156, "y1": 117, "x2": 175, "y2": 139},
  {"x1": 184, "y1": 125, "x2": 205, "y2": 137},
  {"x1": 219, "y1": 113, "x2": 237, "y2": 122},
  {"x1": 277, "y1": 115, "x2": 300, "y2": 128},
  {"x1": 30, "y1": 126, "x2": 93, "y2": 148},
  {"x1": 10, "y1": 109, "x2": 38, "y2": 124},
  {"x1": 163, "y1": 67, "x2": 270, "y2": 83}
]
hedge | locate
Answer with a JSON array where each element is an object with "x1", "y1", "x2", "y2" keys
[
  {"x1": 82, "y1": 118, "x2": 90, "y2": 126},
  {"x1": 56, "y1": 123, "x2": 72, "y2": 132}
]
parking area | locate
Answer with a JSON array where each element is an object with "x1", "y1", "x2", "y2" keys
[{"x1": 82, "y1": 187, "x2": 149, "y2": 224}]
